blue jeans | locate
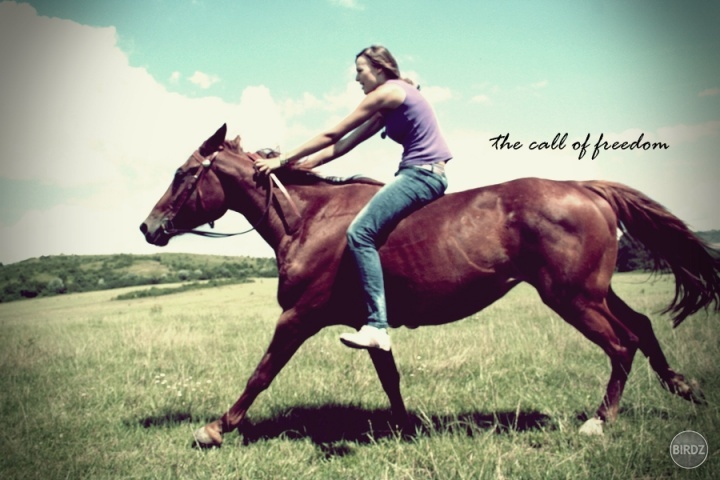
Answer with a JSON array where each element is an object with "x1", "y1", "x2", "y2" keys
[{"x1": 346, "y1": 166, "x2": 448, "y2": 329}]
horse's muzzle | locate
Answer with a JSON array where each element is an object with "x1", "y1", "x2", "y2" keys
[{"x1": 139, "y1": 221, "x2": 170, "y2": 246}]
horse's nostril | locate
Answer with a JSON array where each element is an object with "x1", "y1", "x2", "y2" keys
[{"x1": 139, "y1": 223, "x2": 148, "y2": 235}]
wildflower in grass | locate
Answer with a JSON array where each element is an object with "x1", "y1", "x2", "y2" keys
[{"x1": 151, "y1": 372, "x2": 214, "y2": 412}]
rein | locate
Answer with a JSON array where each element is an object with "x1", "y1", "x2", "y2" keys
[{"x1": 161, "y1": 149, "x2": 300, "y2": 238}]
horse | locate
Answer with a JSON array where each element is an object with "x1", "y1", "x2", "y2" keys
[{"x1": 140, "y1": 124, "x2": 718, "y2": 447}]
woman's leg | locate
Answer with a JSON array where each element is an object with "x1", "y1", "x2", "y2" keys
[{"x1": 342, "y1": 167, "x2": 447, "y2": 348}]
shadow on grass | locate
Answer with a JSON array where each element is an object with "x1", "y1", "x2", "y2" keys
[
  {"x1": 238, "y1": 404, "x2": 553, "y2": 447},
  {"x1": 129, "y1": 411, "x2": 218, "y2": 429},
  {"x1": 130, "y1": 404, "x2": 553, "y2": 455}
]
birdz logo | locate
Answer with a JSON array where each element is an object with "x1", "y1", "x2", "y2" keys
[{"x1": 669, "y1": 431, "x2": 708, "y2": 469}]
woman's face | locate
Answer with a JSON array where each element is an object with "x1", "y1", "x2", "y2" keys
[{"x1": 355, "y1": 56, "x2": 384, "y2": 95}]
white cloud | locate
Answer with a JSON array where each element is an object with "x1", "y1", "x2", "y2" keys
[
  {"x1": 189, "y1": 70, "x2": 220, "y2": 89},
  {"x1": 421, "y1": 85, "x2": 453, "y2": 104},
  {"x1": 328, "y1": 0, "x2": 364, "y2": 10},
  {"x1": 235, "y1": 85, "x2": 285, "y2": 149},
  {"x1": 282, "y1": 92, "x2": 323, "y2": 118},
  {"x1": 282, "y1": 64, "x2": 364, "y2": 123},
  {"x1": 657, "y1": 121, "x2": 720, "y2": 146},
  {"x1": 323, "y1": 80, "x2": 365, "y2": 113},
  {"x1": 0, "y1": 2, "x2": 283, "y2": 186},
  {"x1": 399, "y1": 70, "x2": 453, "y2": 104},
  {"x1": 0, "y1": 2, "x2": 281, "y2": 263},
  {"x1": 0, "y1": 3, "x2": 128, "y2": 186},
  {"x1": 471, "y1": 94, "x2": 492, "y2": 105}
]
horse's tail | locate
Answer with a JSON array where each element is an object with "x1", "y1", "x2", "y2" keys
[{"x1": 581, "y1": 180, "x2": 720, "y2": 327}]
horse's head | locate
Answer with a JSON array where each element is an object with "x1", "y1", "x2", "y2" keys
[{"x1": 140, "y1": 124, "x2": 232, "y2": 246}]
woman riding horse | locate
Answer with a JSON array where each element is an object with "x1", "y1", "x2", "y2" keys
[
  {"x1": 142, "y1": 50, "x2": 718, "y2": 448},
  {"x1": 256, "y1": 45, "x2": 451, "y2": 352}
]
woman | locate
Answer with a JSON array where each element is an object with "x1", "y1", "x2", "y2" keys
[{"x1": 256, "y1": 45, "x2": 451, "y2": 351}]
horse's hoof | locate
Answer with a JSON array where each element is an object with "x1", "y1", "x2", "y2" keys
[
  {"x1": 192, "y1": 424, "x2": 223, "y2": 448},
  {"x1": 661, "y1": 374, "x2": 708, "y2": 405},
  {"x1": 688, "y1": 379, "x2": 707, "y2": 405},
  {"x1": 579, "y1": 417, "x2": 604, "y2": 436}
]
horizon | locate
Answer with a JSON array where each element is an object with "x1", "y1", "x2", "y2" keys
[
  {"x1": 6, "y1": 232, "x2": 720, "y2": 268},
  {"x1": 1, "y1": 0, "x2": 718, "y2": 264}
]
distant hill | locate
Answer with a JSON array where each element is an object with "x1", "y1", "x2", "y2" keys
[{"x1": 0, "y1": 253, "x2": 277, "y2": 303}]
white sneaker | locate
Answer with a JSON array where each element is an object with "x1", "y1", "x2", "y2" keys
[{"x1": 339, "y1": 325, "x2": 391, "y2": 351}]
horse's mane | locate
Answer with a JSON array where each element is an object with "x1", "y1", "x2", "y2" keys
[
  {"x1": 221, "y1": 136, "x2": 384, "y2": 187},
  {"x1": 275, "y1": 169, "x2": 385, "y2": 187}
]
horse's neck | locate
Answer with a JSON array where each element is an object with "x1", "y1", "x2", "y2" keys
[
  {"x1": 219, "y1": 158, "x2": 376, "y2": 253},
  {"x1": 221, "y1": 162, "x2": 299, "y2": 251}
]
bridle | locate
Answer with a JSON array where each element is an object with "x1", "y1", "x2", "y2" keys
[{"x1": 160, "y1": 149, "x2": 300, "y2": 238}]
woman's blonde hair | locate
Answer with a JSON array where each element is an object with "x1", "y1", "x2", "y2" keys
[{"x1": 356, "y1": 45, "x2": 414, "y2": 86}]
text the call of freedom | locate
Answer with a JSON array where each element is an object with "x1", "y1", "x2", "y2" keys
[{"x1": 489, "y1": 133, "x2": 669, "y2": 160}]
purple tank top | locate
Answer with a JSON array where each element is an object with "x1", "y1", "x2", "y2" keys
[{"x1": 382, "y1": 79, "x2": 452, "y2": 168}]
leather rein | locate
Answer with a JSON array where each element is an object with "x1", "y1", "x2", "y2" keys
[{"x1": 161, "y1": 149, "x2": 301, "y2": 238}]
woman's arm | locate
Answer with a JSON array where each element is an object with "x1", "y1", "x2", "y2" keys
[
  {"x1": 255, "y1": 83, "x2": 404, "y2": 174},
  {"x1": 298, "y1": 113, "x2": 384, "y2": 169}
]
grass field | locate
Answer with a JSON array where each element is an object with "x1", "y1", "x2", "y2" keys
[{"x1": 1, "y1": 273, "x2": 717, "y2": 479}]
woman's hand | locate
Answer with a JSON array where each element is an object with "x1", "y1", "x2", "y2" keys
[{"x1": 255, "y1": 157, "x2": 285, "y2": 176}]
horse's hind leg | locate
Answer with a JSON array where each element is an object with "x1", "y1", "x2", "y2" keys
[
  {"x1": 544, "y1": 294, "x2": 640, "y2": 435},
  {"x1": 607, "y1": 287, "x2": 706, "y2": 405}
]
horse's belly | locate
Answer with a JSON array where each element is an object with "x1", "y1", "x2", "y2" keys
[{"x1": 384, "y1": 274, "x2": 520, "y2": 328}]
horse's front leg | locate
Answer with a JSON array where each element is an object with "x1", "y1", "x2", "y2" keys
[
  {"x1": 193, "y1": 309, "x2": 316, "y2": 448},
  {"x1": 368, "y1": 349, "x2": 408, "y2": 428}
]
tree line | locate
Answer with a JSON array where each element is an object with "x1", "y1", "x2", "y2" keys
[{"x1": 0, "y1": 253, "x2": 277, "y2": 303}]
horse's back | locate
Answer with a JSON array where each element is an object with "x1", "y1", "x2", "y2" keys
[
  {"x1": 378, "y1": 178, "x2": 619, "y2": 316},
  {"x1": 387, "y1": 177, "x2": 614, "y2": 249}
]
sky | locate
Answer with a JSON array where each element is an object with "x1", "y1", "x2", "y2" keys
[{"x1": 0, "y1": 0, "x2": 718, "y2": 264}]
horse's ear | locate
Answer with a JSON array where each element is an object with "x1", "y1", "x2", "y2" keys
[
  {"x1": 199, "y1": 124, "x2": 227, "y2": 156},
  {"x1": 228, "y1": 135, "x2": 243, "y2": 153}
]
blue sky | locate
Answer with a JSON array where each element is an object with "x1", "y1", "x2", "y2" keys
[{"x1": 1, "y1": 0, "x2": 718, "y2": 263}]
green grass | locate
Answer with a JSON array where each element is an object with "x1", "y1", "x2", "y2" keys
[{"x1": 1, "y1": 274, "x2": 717, "y2": 479}]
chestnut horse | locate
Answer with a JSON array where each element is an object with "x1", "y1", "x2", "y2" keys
[{"x1": 141, "y1": 124, "x2": 717, "y2": 447}]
